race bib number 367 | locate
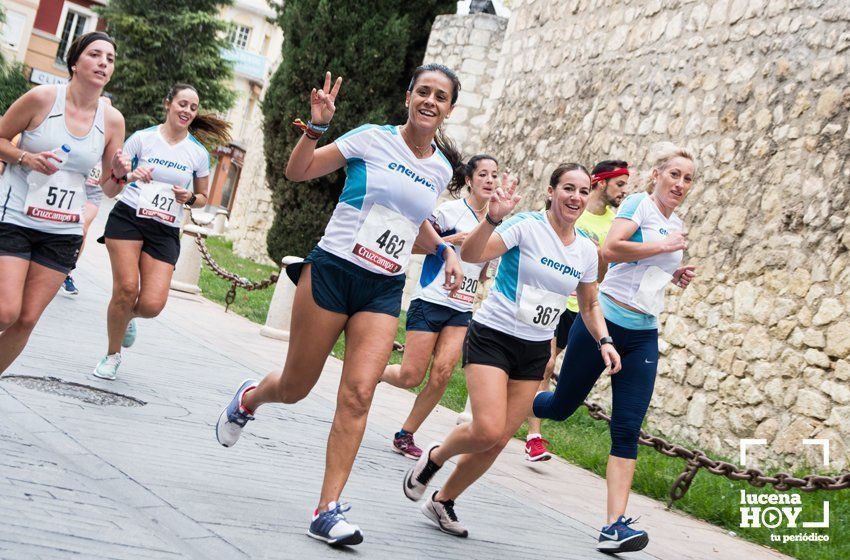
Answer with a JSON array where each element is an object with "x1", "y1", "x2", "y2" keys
[
  {"x1": 352, "y1": 204, "x2": 417, "y2": 273},
  {"x1": 517, "y1": 285, "x2": 566, "y2": 328}
]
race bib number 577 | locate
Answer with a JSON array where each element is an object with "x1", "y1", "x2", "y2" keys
[
  {"x1": 352, "y1": 204, "x2": 417, "y2": 273},
  {"x1": 24, "y1": 170, "x2": 86, "y2": 223}
]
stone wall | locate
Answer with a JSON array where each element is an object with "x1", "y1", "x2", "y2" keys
[
  {"x1": 226, "y1": 89, "x2": 277, "y2": 266},
  {"x1": 401, "y1": 12, "x2": 508, "y2": 310},
  {"x1": 472, "y1": 0, "x2": 850, "y2": 470}
]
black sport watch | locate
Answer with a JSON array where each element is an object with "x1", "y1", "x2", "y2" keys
[
  {"x1": 597, "y1": 336, "x2": 614, "y2": 350},
  {"x1": 186, "y1": 194, "x2": 197, "y2": 207}
]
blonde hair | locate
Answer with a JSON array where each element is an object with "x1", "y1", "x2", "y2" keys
[{"x1": 645, "y1": 142, "x2": 696, "y2": 193}]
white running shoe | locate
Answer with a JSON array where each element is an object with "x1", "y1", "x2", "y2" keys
[
  {"x1": 422, "y1": 491, "x2": 468, "y2": 538},
  {"x1": 306, "y1": 501, "x2": 364, "y2": 546},
  {"x1": 403, "y1": 442, "x2": 441, "y2": 501},
  {"x1": 93, "y1": 354, "x2": 122, "y2": 380},
  {"x1": 215, "y1": 379, "x2": 258, "y2": 447}
]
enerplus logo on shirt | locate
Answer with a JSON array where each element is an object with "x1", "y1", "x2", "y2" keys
[
  {"x1": 387, "y1": 162, "x2": 436, "y2": 192},
  {"x1": 540, "y1": 257, "x2": 582, "y2": 279},
  {"x1": 148, "y1": 157, "x2": 189, "y2": 172}
]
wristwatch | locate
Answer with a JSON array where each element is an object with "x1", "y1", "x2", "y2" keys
[
  {"x1": 597, "y1": 336, "x2": 614, "y2": 350},
  {"x1": 186, "y1": 194, "x2": 197, "y2": 207}
]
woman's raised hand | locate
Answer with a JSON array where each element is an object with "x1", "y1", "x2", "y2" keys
[
  {"x1": 487, "y1": 173, "x2": 521, "y2": 223},
  {"x1": 311, "y1": 72, "x2": 343, "y2": 125}
]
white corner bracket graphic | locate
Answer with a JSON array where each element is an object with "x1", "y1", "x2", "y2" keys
[
  {"x1": 739, "y1": 439, "x2": 767, "y2": 467},
  {"x1": 802, "y1": 501, "x2": 830, "y2": 528},
  {"x1": 802, "y1": 439, "x2": 830, "y2": 468}
]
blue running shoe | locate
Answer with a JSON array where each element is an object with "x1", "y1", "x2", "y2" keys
[
  {"x1": 307, "y1": 502, "x2": 363, "y2": 546},
  {"x1": 215, "y1": 379, "x2": 258, "y2": 447},
  {"x1": 60, "y1": 275, "x2": 79, "y2": 296},
  {"x1": 597, "y1": 515, "x2": 648, "y2": 553},
  {"x1": 122, "y1": 319, "x2": 137, "y2": 348}
]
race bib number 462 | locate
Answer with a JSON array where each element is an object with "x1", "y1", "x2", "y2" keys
[
  {"x1": 352, "y1": 204, "x2": 417, "y2": 273},
  {"x1": 517, "y1": 285, "x2": 566, "y2": 328}
]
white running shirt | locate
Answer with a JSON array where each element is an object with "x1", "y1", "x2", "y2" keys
[
  {"x1": 119, "y1": 125, "x2": 210, "y2": 227},
  {"x1": 600, "y1": 193, "x2": 684, "y2": 316},
  {"x1": 412, "y1": 198, "x2": 487, "y2": 311},
  {"x1": 473, "y1": 211, "x2": 599, "y2": 341},
  {"x1": 0, "y1": 85, "x2": 105, "y2": 234},
  {"x1": 320, "y1": 124, "x2": 454, "y2": 276}
]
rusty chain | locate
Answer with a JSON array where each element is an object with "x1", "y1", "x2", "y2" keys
[
  {"x1": 181, "y1": 219, "x2": 850, "y2": 502},
  {"x1": 187, "y1": 211, "x2": 281, "y2": 311},
  {"x1": 390, "y1": 341, "x2": 850, "y2": 505}
]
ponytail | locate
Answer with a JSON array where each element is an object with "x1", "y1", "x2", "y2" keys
[
  {"x1": 434, "y1": 127, "x2": 465, "y2": 196},
  {"x1": 189, "y1": 113, "x2": 232, "y2": 149}
]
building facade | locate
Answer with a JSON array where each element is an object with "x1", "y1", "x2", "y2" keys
[
  {"x1": 1, "y1": 0, "x2": 106, "y2": 85},
  {"x1": 207, "y1": 0, "x2": 282, "y2": 220}
]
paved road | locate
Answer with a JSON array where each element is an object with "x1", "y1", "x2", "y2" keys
[{"x1": 0, "y1": 205, "x2": 789, "y2": 560}]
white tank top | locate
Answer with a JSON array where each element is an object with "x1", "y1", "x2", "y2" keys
[{"x1": 0, "y1": 85, "x2": 106, "y2": 234}]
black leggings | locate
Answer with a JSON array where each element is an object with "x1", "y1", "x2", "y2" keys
[{"x1": 533, "y1": 314, "x2": 658, "y2": 459}]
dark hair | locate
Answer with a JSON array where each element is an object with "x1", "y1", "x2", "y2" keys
[
  {"x1": 591, "y1": 159, "x2": 628, "y2": 176},
  {"x1": 407, "y1": 64, "x2": 465, "y2": 195},
  {"x1": 66, "y1": 31, "x2": 116, "y2": 77},
  {"x1": 407, "y1": 63, "x2": 461, "y2": 104},
  {"x1": 546, "y1": 162, "x2": 591, "y2": 210},
  {"x1": 464, "y1": 154, "x2": 498, "y2": 188},
  {"x1": 165, "y1": 84, "x2": 232, "y2": 148}
]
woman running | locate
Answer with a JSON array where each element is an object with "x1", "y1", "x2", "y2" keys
[
  {"x1": 382, "y1": 154, "x2": 498, "y2": 459},
  {"x1": 524, "y1": 160, "x2": 630, "y2": 461},
  {"x1": 60, "y1": 92, "x2": 114, "y2": 296},
  {"x1": 403, "y1": 165, "x2": 621, "y2": 538},
  {"x1": 215, "y1": 66, "x2": 465, "y2": 546},
  {"x1": 93, "y1": 83, "x2": 230, "y2": 380},
  {"x1": 0, "y1": 31, "x2": 127, "y2": 375},
  {"x1": 534, "y1": 143, "x2": 696, "y2": 554}
]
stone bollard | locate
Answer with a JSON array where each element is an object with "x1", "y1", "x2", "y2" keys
[
  {"x1": 212, "y1": 208, "x2": 228, "y2": 235},
  {"x1": 170, "y1": 224, "x2": 208, "y2": 294},
  {"x1": 457, "y1": 396, "x2": 473, "y2": 424},
  {"x1": 260, "y1": 256, "x2": 304, "y2": 341}
]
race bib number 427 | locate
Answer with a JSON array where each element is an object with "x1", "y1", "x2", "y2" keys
[
  {"x1": 136, "y1": 180, "x2": 180, "y2": 225},
  {"x1": 352, "y1": 204, "x2": 417, "y2": 273}
]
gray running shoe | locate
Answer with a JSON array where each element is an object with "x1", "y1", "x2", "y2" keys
[
  {"x1": 403, "y1": 442, "x2": 441, "y2": 501},
  {"x1": 422, "y1": 491, "x2": 468, "y2": 538}
]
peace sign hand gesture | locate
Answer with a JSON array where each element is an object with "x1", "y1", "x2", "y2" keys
[
  {"x1": 487, "y1": 173, "x2": 521, "y2": 223},
  {"x1": 311, "y1": 71, "x2": 343, "y2": 125}
]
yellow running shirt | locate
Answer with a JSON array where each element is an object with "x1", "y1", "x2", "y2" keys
[{"x1": 566, "y1": 205, "x2": 616, "y2": 312}]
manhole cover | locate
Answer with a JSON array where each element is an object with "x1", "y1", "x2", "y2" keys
[{"x1": 1, "y1": 375, "x2": 146, "y2": 407}]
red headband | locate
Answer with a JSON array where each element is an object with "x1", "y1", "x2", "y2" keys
[{"x1": 591, "y1": 167, "x2": 629, "y2": 184}]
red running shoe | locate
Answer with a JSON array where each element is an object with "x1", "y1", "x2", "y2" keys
[
  {"x1": 525, "y1": 436, "x2": 552, "y2": 462},
  {"x1": 392, "y1": 432, "x2": 423, "y2": 459}
]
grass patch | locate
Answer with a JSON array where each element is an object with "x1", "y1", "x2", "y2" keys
[
  {"x1": 199, "y1": 240, "x2": 847, "y2": 560},
  {"x1": 197, "y1": 236, "x2": 278, "y2": 324}
]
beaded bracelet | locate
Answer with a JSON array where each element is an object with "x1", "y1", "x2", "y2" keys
[
  {"x1": 485, "y1": 213, "x2": 502, "y2": 227},
  {"x1": 293, "y1": 118, "x2": 330, "y2": 141}
]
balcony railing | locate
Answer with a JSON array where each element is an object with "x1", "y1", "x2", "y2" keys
[{"x1": 221, "y1": 48, "x2": 267, "y2": 82}]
